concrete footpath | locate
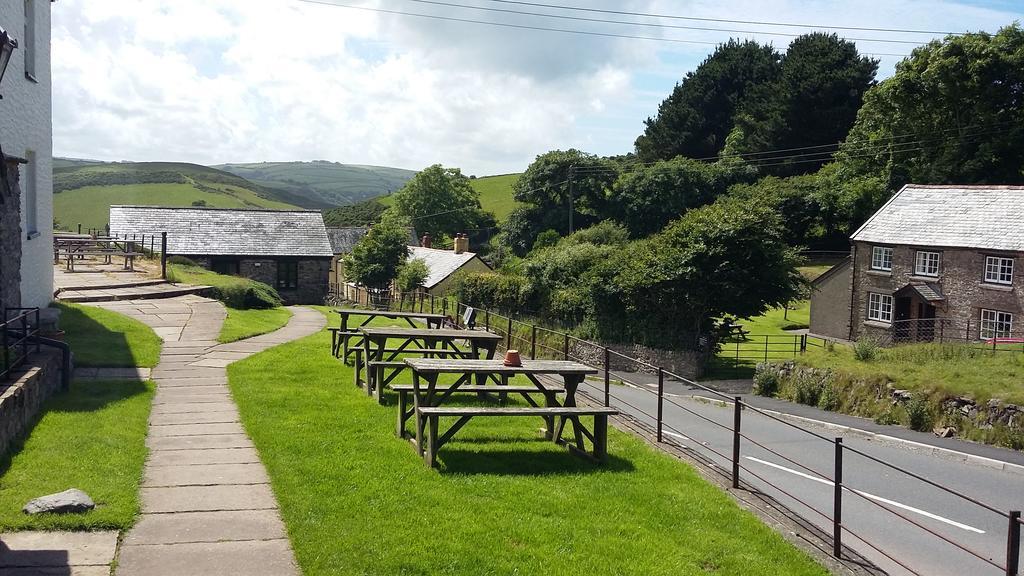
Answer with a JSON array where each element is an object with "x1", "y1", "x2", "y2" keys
[{"x1": 99, "y1": 297, "x2": 324, "y2": 576}]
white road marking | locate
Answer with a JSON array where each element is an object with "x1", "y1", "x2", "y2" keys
[{"x1": 745, "y1": 456, "x2": 986, "y2": 534}]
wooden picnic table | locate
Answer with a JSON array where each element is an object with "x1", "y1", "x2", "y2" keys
[
  {"x1": 357, "y1": 327, "x2": 502, "y2": 402},
  {"x1": 401, "y1": 358, "x2": 616, "y2": 467},
  {"x1": 53, "y1": 237, "x2": 141, "y2": 271},
  {"x1": 331, "y1": 308, "x2": 448, "y2": 362}
]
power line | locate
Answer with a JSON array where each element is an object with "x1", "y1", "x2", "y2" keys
[
  {"x1": 405, "y1": 179, "x2": 569, "y2": 220},
  {"x1": 401, "y1": 0, "x2": 926, "y2": 45},
  {"x1": 483, "y1": 0, "x2": 962, "y2": 36},
  {"x1": 293, "y1": 0, "x2": 909, "y2": 56}
]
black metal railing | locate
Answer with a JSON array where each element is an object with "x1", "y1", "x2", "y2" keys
[
  {"x1": 2, "y1": 307, "x2": 41, "y2": 381},
  {"x1": 334, "y1": 284, "x2": 1024, "y2": 575}
]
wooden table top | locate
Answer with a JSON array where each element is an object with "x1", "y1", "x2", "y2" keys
[
  {"x1": 360, "y1": 327, "x2": 502, "y2": 340},
  {"x1": 334, "y1": 308, "x2": 446, "y2": 319},
  {"x1": 403, "y1": 358, "x2": 597, "y2": 375}
]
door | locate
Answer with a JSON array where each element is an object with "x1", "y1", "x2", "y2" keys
[
  {"x1": 894, "y1": 297, "x2": 912, "y2": 342},
  {"x1": 917, "y1": 303, "x2": 936, "y2": 342}
]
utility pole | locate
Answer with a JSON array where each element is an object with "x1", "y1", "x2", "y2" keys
[{"x1": 567, "y1": 164, "x2": 575, "y2": 234}]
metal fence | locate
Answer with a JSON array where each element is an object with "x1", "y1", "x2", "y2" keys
[
  {"x1": 333, "y1": 284, "x2": 1024, "y2": 575},
  {"x1": 881, "y1": 318, "x2": 1024, "y2": 353},
  {"x1": 2, "y1": 307, "x2": 40, "y2": 381}
]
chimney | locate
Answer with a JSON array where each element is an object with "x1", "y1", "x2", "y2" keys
[
  {"x1": 421, "y1": 233, "x2": 432, "y2": 249},
  {"x1": 453, "y1": 233, "x2": 469, "y2": 254}
]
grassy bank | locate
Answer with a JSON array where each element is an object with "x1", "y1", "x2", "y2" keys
[
  {"x1": 219, "y1": 307, "x2": 292, "y2": 343},
  {"x1": 0, "y1": 380, "x2": 154, "y2": 530},
  {"x1": 54, "y1": 302, "x2": 161, "y2": 367},
  {"x1": 226, "y1": 321, "x2": 826, "y2": 576}
]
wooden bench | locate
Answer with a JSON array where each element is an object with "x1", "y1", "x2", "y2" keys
[
  {"x1": 416, "y1": 406, "x2": 619, "y2": 467},
  {"x1": 353, "y1": 349, "x2": 478, "y2": 397},
  {"x1": 393, "y1": 383, "x2": 566, "y2": 437},
  {"x1": 57, "y1": 249, "x2": 142, "y2": 271},
  {"x1": 328, "y1": 328, "x2": 361, "y2": 359}
]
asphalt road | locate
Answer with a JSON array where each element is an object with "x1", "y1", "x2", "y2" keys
[{"x1": 576, "y1": 377, "x2": 1024, "y2": 576}]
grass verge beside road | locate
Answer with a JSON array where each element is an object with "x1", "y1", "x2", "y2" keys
[
  {"x1": 227, "y1": 324, "x2": 827, "y2": 576},
  {"x1": 0, "y1": 380, "x2": 154, "y2": 530},
  {"x1": 219, "y1": 307, "x2": 292, "y2": 343},
  {"x1": 54, "y1": 302, "x2": 161, "y2": 367}
]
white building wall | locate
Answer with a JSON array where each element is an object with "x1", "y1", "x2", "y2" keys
[{"x1": 0, "y1": 1, "x2": 53, "y2": 309}]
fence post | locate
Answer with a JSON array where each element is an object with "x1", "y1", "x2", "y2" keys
[
  {"x1": 656, "y1": 368, "x2": 664, "y2": 442},
  {"x1": 430, "y1": 296, "x2": 435, "y2": 314},
  {"x1": 801, "y1": 334, "x2": 807, "y2": 352},
  {"x1": 834, "y1": 437, "x2": 844, "y2": 558},
  {"x1": 485, "y1": 310, "x2": 490, "y2": 332},
  {"x1": 764, "y1": 336, "x2": 769, "y2": 362},
  {"x1": 530, "y1": 325, "x2": 537, "y2": 359},
  {"x1": 77, "y1": 223, "x2": 81, "y2": 234},
  {"x1": 1007, "y1": 511, "x2": 1021, "y2": 576},
  {"x1": 563, "y1": 333, "x2": 569, "y2": 360},
  {"x1": 732, "y1": 396, "x2": 742, "y2": 489},
  {"x1": 442, "y1": 298, "x2": 447, "y2": 317},
  {"x1": 507, "y1": 316, "x2": 513, "y2": 350},
  {"x1": 160, "y1": 232, "x2": 168, "y2": 279},
  {"x1": 603, "y1": 347, "x2": 610, "y2": 407}
]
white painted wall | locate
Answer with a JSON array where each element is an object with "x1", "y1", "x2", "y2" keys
[{"x1": 0, "y1": 1, "x2": 53, "y2": 309}]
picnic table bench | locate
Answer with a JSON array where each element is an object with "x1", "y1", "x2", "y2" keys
[
  {"x1": 356, "y1": 327, "x2": 502, "y2": 402},
  {"x1": 726, "y1": 323, "x2": 750, "y2": 339},
  {"x1": 331, "y1": 308, "x2": 448, "y2": 362},
  {"x1": 53, "y1": 238, "x2": 142, "y2": 271},
  {"x1": 402, "y1": 358, "x2": 616, "y2": 467}
]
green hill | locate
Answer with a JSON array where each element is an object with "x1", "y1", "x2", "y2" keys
[
  {"x1": 378, "y1": 173, "x2": 524, "y2": 223},
  {"x1": 215, "y1": 161, "x2": 417, "y2": 208},
  {"x1": 53, "y1": 160, "x2": 299, "y2": 232}
]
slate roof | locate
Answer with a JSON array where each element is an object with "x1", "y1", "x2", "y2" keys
[
  {"x1": 325, "y1": 227, "x2": 370, "y2": 254},
  {"x1": 851, "y1": 185, "x2": 1024, "y2": 252},
  {"x1": 898, "y1": 282, "x2": 946, "y2": 303},
  {"x1": 408, "y1": 246, "x2": 488, "y2": 289},
  {"x1": 109, "y1": 206, "x2": 334, "y2": 257}
]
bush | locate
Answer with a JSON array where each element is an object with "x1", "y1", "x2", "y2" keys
[
  {"x1": 753, "y1": 369, "x2": 779, "y2": 397},
  {"x1": 532, "y1": 229, "x2": 561, "y2": 251},
  {"x1": 817, "y1": 382, "x2": 840, "y2": 411},
  {"x1": 168, "y1": 255, "x2": 198, "y2": 266},
  {"x1": 452, "y1": 272, "x2": 533, "y2": 312},
  {"x1": 213, "y1": 280, "x2": 282, "y2": 309},
  {"x1": 853, "y1": 337, "x2": 880, "y2": 361},
  {"x1": 906, "y1": 396, "x2": 934, "y2": 432},
  {"x1": 793, "y1": 372, "x2": 823, "y2": 406}
]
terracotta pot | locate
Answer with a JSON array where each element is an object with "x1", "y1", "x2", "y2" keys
[{"x1": 503, "y1": 349, "x2": 522, "y2": 367}]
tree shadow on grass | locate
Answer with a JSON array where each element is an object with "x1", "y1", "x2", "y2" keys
[
  {"x1": 0, "y1": 379, "x2": 149, "y2": 478},
  {"x1": 436, "y1": 444, "x2": 635, "y2": 477},
  {"x1": 52, "y1": 303, "x2": 141, "y2": 368}
]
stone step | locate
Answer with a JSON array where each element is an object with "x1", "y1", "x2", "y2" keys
[{"x1": 58, "y1": 284, "x2": 213, "y2": 303}]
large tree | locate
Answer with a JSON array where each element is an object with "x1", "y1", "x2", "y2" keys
[
  {"x1": 838, "y1": 24, "x2": 1024, "y2": 186},
  {"x1": 343, "y1": 212, "x2": 410, "y2": 289},
  {"x1": 392, "y1": 164, "x2": 492, "y2": 238},
  {"x1": 514, "y1": 149, "x2": 618, "y2": 218},
  {"x1": 635, "y1": 40, "x2": 781, "y2": 162}
]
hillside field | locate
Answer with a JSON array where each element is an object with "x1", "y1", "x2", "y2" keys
[
  {"x1": 215, "y1": 161, "x2": 417, "y2": 208},
  {"x1": 379, "y1": 173, "x2": 524, "y2": 223}
]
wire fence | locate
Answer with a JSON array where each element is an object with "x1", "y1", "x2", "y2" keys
[
  {"x1": 2, "y1": 308, "x2": 40, "y2": 381},
  {"x1": 333, "y1": 284, "x2": 1024, "y2": 575}
]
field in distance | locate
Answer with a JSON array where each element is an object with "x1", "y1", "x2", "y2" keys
[
  {"x1": 215, "y1": 161, "x2": 417, "y2": 208},
  {"x1": 378, "y1": 173, "x2": 524, "y2": 223},
  {"x1": 53, "y1": 159, "x2": 298, "y2": 232}
]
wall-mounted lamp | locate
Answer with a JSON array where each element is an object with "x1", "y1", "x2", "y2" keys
[{"x1": 0, "y1": 27, "x2": 18, "y2": 99}]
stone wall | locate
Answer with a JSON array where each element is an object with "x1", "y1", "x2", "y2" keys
[
  {"x1": 851, "y1": 241, "x2": 1024, "y2": 341},
  {"x1": 570, "y1": 341, "x2": 707, "y2": 379},
  {"x1": 0, "y1": 349, "x2": 62, "y2": 458},
  {"x1": 190, "y1": 256, "x2": 331, "y2": 305},
  {"x1": 1, "y1": 160, "x2": 23, "y2": 312}
]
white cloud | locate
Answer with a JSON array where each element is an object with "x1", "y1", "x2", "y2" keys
[{"x1": 51, "y1": 0, "x2": 1022, "y2": 175}]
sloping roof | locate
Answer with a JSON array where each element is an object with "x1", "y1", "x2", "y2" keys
[
  {"x1": 851, "y1": 185, "x2": 1024, "y2": 252},
  {"x1": 408, "y1": 246, "x2": 488, "y2": 289},
  {"x1": 109, "y1": 205, "x2": 333, "y2": 257},
  {"x1": 325, "y1": 227, "x2": 369, "y2": 254},
  {"x1": 897, "y1": 282, "x2": 946, "y2": 303},
  {"x1": 811, "y1": 256, "x2": 850, "y2": 287}
]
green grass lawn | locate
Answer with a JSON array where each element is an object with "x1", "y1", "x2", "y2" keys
[
  {"x1": 707, "y1": 301, "x2": 811, "y2": 379},
  {"x1": 798, "y1": 342, "x2": 1024, "y2": 404},
  {"x1": 226, "y1": 320, "x2": 826, "y2": 576},
  {"x1": 54, "y1": 302, "x2": 161, "y2": 368},
  {"x1": 379, "y1": 173, "x2": 524, "y2": 223},
  {"x1": 219, "y1": 307, "x2": 292, "y2": 343},
  {"x1": 0, "y1": 380, "x2": 154, "y2": 530},
  {"x1": 797, "y1": 264, "x2": 833, "y2": 281},
  {"x1": 54, "y1": 182, "x2": 295, "y2": 232}
]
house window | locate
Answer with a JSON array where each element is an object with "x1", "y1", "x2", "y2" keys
[
  {"x1": 915, "y1": 251, "x2": 940, "y2": 276},
  {"x1": 868, "y1": 293, "x2": 893, "y2": 323},
  {"x1": 980, "y1": 309, "x2": 1013, "y2": 339},
  {"x1": 871, "y1": 246, "x2": 892, "y2": 272},
  {"x1": 211, "y1": 258, "x2": 240, "y2": 276},
  {"x1": 23, "y1": 0, "x2": 36, "y2": 81},
  {"x1": 24, "y1": 150, "x2": 37, "y2": 236},
  {"x1": 276, "y1": 260, "x2": 298, "y2": 290},
  {"x1": 984, "y1": 257, "x2": 1014, "y2": 285}
]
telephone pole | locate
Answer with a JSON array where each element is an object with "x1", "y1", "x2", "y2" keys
[{"x1": 567, "y1": 164, "x2": 575, "y2": 234}]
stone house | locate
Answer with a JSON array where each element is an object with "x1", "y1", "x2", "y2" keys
[
  {"x1": 1, "y1": 1, "x2": 54, "y2": 312},
  {"x1": 325, "y1": 226, "x2": 419, "y2": 292},
  {"x1": 109, "y1": 206, "x2": 333, "y2": 304},
  {"x1": 810, "y1": 184, "x2": 1024, "y2": 343},
  {"x1": 407, "y1": 236, "x2": 491, "y2": 296}
]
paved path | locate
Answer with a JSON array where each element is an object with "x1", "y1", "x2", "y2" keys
[
  {"x1": 101, "y1": 297, "x2": 324, "y2": 576},
  {"x1": 54, "y1": 263, "x2": 210, "y2": 302}
]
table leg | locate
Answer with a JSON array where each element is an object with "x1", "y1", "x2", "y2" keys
[{"x1": 340, "y1": 313, "x2": 349, "y2": 361}]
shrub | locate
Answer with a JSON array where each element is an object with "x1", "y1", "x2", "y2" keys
[
  {"x1": 753, "y1": 369, "x2": 779, "y2": 397},
  {"x1": 817, "y1": 382, "x2": 840, "y2": 411},
  {"x1": 793, "y1": 372, "x2": 823, "y2": 406},
  {"x1": 168, "y1": 255, "x2": 198, "y2": 266},
  {"x1": 874, "y1": 406, "x2": 902, "y2": 426},
  {"x1": 906, "y1": 396, "x2": 934, "y2": 432},
  {"x1": 532, "y1": 229, "x2": 561, "y2": 251},
  {"x1": 853, "y1": 337, "x2": 880, "y2": 361},
  {"x1": 452, "y1": 272, "x2": 533, "y2": 312},
  {"x1": 395, "y1": 258, "x2": 430, "y2": 293}
]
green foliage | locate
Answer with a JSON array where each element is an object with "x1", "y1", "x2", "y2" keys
[
  {"x1": 839, "y1": 25, "x2": 1024, "y2": 187},
  {"x1": 392, "y1": 164, "x2": 493, "y2": 238},
  {"x1": 53, "y1": 302, "x2": 162, "y2": 368},
  {"x1": 467, "y1": 174, "x2": 525, "y2": 222},
  {"x1": 191, "y1": 199, "x2": 207, "y2": 206},
  {"x1": 591, "y1": 197, "x2": 805, "y2": 346},
  {"x1": 452, "y1": 272, "x2": 533, "y2": 313},
  {"x1": 532, "y1": 229, "x2": 561, "y2": 251},
  {"x1": 906, "y1": 396, "x2": 934, "y2": 432},
  {"x1": 216, "y1": 161, "x2": 417, "y2": 208},
  {"x1": 853, "y1": 337, "x2": 880, "y2": 361},
  {"x1": 753, "y1": 370, "x2": 780, "y2": 397},
  {"x1": 559, "y1": 221, "x2": 630, "y2": 247},
  {"x1": 219, "y1": 307, "x2": 292, "y2": 343},
  {"x1": 500, "y1": 205, "x2": 564, "y2": 256},
  {"x1": 322, "y1": 198, "x2": 388, "y2": 227},
  {"x1": 514, "y1": 149, "x2": 618, "y2": 223},
  {"x1": 168, "y1": 264, "x2": 283, "y2": 309},
  {"x1": 817, "y1": 382, "x2": 840, "y2": 411},
  {"x1": 343, "y1": 212, "x2": 411, "y2": 289},
  {"x1": 609, "y1": 157, "x2": 756, "y2": 236},
  {"x1": 636, "y1": 39, "x2": 781, "y2": 161},
  {"x1": 395, "y1": 258, "x2": 430, "y2": 293},
  {"x1": 793, "y1": 372, "x2": 824, "y2": 406},
  {"x1": 167, "y1": 255, "x2": 198, "y2": 266}
]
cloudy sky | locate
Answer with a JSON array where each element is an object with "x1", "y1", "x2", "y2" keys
[{"x1": 51, "y1": 0, "x2": 1021, "y2": 175}]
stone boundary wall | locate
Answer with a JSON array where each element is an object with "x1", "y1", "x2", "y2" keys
[
  {"x1": 571, "y1": 342, "x2": 707, "y2": 379},
  {"x1": 0, "y1": 350, "x2": 64, "y2": 457}
]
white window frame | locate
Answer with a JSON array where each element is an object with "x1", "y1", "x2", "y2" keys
[
  {"x1": 984, "y1": 256, "x2": 1014, "y2": 285},
  {"x1": 870, "y1": 246, "x2": 893, "y2": 272},
  {"x1": 914, "y1": 251, "x2": 941, "y2": 277},
  {"x1": 980, "y1": 309, "x2": 1013, "y2": 340},
  {"x1": 867, "y1": 293, "x2": 893, "y2": 323}
]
